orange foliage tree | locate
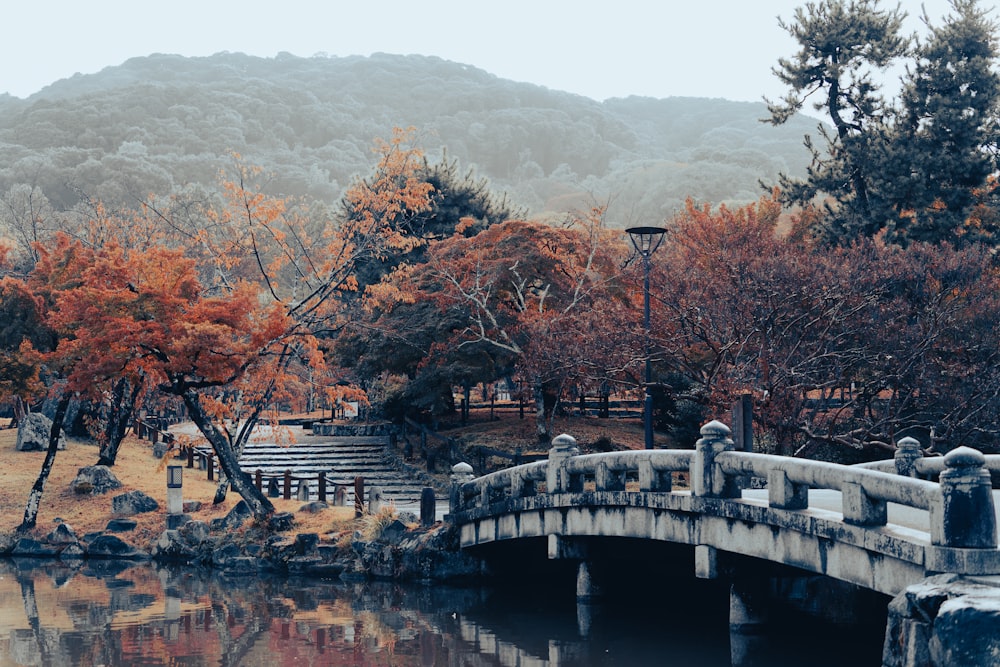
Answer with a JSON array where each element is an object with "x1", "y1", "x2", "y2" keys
[
  {"x1": 127, "y1": 130, "x2": 436, "y2": 515},
  {"x1": 651, "y1": 193, "x2": 1000, "y2": 457},
  {"x1": 365, "y1": 208, "x2": 634, "y2": 440}
]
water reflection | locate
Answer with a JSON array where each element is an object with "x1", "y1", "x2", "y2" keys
[{"x1": 0, "y1": 558, "x2": 881, "y2": 666}]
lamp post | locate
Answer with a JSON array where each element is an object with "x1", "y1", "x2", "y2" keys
[{"x1": 626, "y1": 226, "x2": 667, "y2": 450}]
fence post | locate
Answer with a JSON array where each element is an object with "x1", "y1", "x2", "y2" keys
[
  {"x1": 254, "y1": 469, "x2": 262, "y2": 491},
  {"x1": 354, "y1": 476, "x2": 365, "y2": 518},
  {"x1": 420, "y1": 487, "x2": 436, "y2": 527},
  {"x1": 318, "y1": 471, "x2": 327, "y2": 502},
  {"x1": 692, "y1": 420, "x2": 738, "y2": 498},
  {"x1": 283, "y1": 469, "x2": 292, "y2": 500},
  {"x1": 933, "y1": 446, "x2": 997, "y2": 549},
  {"x1": 207, "y1": 454, "x2": 214, "y2": 481}
]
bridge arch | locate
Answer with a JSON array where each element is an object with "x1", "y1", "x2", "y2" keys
[{"x1": 446, "y1": 422, "x2": 1000, "y2": 597}]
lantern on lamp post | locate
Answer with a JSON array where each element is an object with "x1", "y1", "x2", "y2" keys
[
  {"x1": 626, "y1": 226, "x2": 667, "y2": 450},
  {"x1": 166, "y1": 465, "x2": 183, "y2": 516}
]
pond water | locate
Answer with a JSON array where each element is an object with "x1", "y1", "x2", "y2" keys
[{"x1": 0, "y1": 558, "x2": 884, "y2": 666}]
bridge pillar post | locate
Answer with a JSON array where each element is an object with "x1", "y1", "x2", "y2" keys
[
  {"x1": 692, "y1": 420, "x2": 738, "y2": 498},
  {"x1": 547, "y1": 434, "x2": 580, "y2": 493},
  {"x1": 449, "y1": 462, "x2": 474, "y2": 513},
  {"x1": 894, "y1": 436, "x2": 923, "y2": 477},
  {"x1": 935, "y1": 446, "x2": 997, "y2": 549}
]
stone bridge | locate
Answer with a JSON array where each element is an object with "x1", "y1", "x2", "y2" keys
[{"x1": 445, "y1": 421, "x2": 1000, "y2": 666}]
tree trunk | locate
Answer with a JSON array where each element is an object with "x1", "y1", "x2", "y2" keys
[
  {"x1": 182, "y1": 389, "x2": 275, "y2": 520},
  {"x1": 19, "y1": 393, "x2": 71, "y2": 532},
  {"x1": 96, "y1": 376, "x2": 142, "y2": 467},
  {"x1": 12, "y1": 396, "x2": 27, "y2": 428},
  {"x1": 534, "y1": 377, "x2": 549, "y2": 443},
  {"x1": 212, "y1": 392, "x2": 270, "y2": 504}
]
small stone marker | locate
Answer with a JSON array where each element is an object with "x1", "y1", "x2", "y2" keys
[
  {"x1": 420, "y1": 487, "x2": 436, "y2": 527},
  {"x1": 368, "y1": 486, "x2": 383, "y2": 514}
]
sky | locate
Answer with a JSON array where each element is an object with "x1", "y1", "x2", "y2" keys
[{"x1": 1, "y1": 0, "x2": 971, "y2": 103}]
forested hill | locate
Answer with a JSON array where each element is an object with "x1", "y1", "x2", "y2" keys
[{"x1": 0, "y1": 51, "x2": 817, "y2": 224}]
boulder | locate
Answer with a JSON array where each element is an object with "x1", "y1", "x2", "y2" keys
[
  {"x1": 268, "y1": 512, "x2": 295, "y2": 532},
  {"x1": 294, "y1": 533, "x2": 320, "y2": 555},
  {"x1": 354, "y1": 523, "x2": 482, "y2": 582},
  {"x1": 112, "y1": 490, "x2": 159, "y2": 516},
  {"x1": 179, "y1": 520, "x2": 211, "y2": 545},
  {"x1": 299, "y1": 501, "x2": 327, "y2": 514},
  {"x1": 210, "y1": 500, "x2": 252, "y2": 531},
  {"x1": 381, "y1": 519, "x2": 409, "y2": 544},
  {"x1": 152, "y1": 530, "x2": 196, "y2": 561},
  {"x1": 210, "y1": 542, "x2": 241, "y2": 568},
  {"x1": 71, "y1": 466, "x2": 122, "y2": 495},
  {"x1": 86, "y1": 534, "x2": 148, "y2": 560},
  {"x1": 221, "y1": 556, "x2": 260, "y2": 575},
  {"x1": 46, "y1": 522, "x2": 79, "y2": 545},
  {"x1": 106, "y1": 518, "x2": 138, "y2": 532},
  {"x1": 15, "y1": 413, "x2": 65, "y2": 452},
  {"x1": 59, "y1": 544, "x2": 85, "y2": 560},
  {"x1": 10, "y1": 538, "x2": 59, "y2": 557},
  {"x1": 182, "y1": 500, "x2": 203, "y2": 513},
  {"x1": 930, "y1": 592, "x2": 1000, "y2": 666}
]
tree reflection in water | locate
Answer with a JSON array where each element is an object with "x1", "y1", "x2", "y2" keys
[{"x1": 0, "y1": 558, "x2": 883, "y2": 666}]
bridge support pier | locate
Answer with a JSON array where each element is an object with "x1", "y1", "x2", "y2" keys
[
  {"x1": 729, "y1": 577, "x2": 770, "y2": 667},
  {"x1": 575, "y1": 560, "x2": 601, "y2": 601}
]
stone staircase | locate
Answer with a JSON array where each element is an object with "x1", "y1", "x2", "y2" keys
[{"x1": 189, "y1": 431, "x2": 437, "y2": 511}]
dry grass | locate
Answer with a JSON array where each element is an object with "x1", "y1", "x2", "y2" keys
[
  {"x1": 0, "y1": 411, "x2": 652, "y2": 549},
  {"x1": 0, "y1": 429, "x2": 356, "y2": 549}
]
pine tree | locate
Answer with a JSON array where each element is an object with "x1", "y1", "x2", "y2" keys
[
  {"x1": 765, "y1": 0, "x2": 909, "y2": 243},
  {"x1": 885, "y1": 0, "x2": 1000, "y2": 246}
]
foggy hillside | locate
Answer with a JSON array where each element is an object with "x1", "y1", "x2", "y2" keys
[{"x1": 0, "y1": 52, "x2": 817, "y2": 225}]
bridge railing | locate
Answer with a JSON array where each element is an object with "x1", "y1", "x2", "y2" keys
[{"x1": 449, "y1": 420, "x2": 999, "y2": 552}]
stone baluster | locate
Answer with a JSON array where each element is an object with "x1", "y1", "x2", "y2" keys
[
  {"x1": 638, "y1": 458, "x2": 672, "y2": 492},
  {"x1": 449, "y1": 462, "x2": 474, "y2": 513},
  {"x1": 692, "y1": 420, "x2": 739, "y2": 498},
  {"x1": 894, "y1": 436, "x2": 923, "y2": 478},
  {"x1": 933, "y1": 446, "x2": 997, "y2": 549},
  {"x1": 594, "y1": 461, "x2": 611, "y2": 491},
  {"x1": 768, "y1": 469, "x2": 808, "y2": 509},
  {"x1": 546, "y1": 434, "x2": 580, "y2": 494},
  {"x1": 510, "y1": 469, "x2": 526, "y2": 499}
]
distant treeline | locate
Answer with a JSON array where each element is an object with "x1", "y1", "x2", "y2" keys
[{"x1": 0, "y1": 52, "x2": 814, "y2": 224}]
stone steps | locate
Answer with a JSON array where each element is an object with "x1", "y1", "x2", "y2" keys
[{"x1": 190, "y1": 435, "x2": 431, "y2": 507}]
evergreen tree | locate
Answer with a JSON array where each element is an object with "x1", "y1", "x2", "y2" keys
[
  {"x1": 885, "y1": 0, "x2": 1000, "y2": 246},
  {"x1": 346, "y1": 152, "x2": 524, "y2": 292},
  {"x1": 766, "y1": 0, "x2": 909, "y2": 243}
]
